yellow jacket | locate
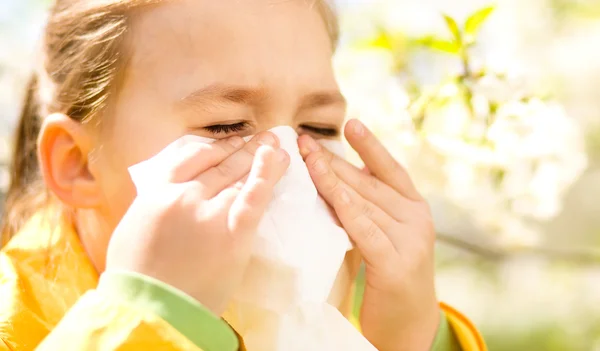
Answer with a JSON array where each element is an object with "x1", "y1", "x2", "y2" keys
[{"x1": 0, "y1": 211, "x2": 486, "y2": 350}]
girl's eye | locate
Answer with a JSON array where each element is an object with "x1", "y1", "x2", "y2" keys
[
  {"x1": 202, "y1": 122, "x2": 338, "y2": 137},
  {"x1": 203, "y1": 122, "x2": 249, "y2": 135},
  {"x1": 300, "y1": 124, "x2": 339, "y2": 137}
]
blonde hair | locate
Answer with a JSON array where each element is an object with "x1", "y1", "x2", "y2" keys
[{"x1": 1, "y1": 0, "x2": 339, "y2": 245}]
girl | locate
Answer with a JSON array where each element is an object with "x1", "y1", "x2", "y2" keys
[{"x1": 0, "y1": 0, "x2": 485, "y2": 350}]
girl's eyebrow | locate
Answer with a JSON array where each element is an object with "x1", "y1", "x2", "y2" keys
[
  {"x1": 177, "y1": 83, "x2": 346, "y2": 110},
  {"x1": 179, "y1": 83, "x2": 269, "y2": 108},
  {"x1": 298, "y1": 90, "x2": 346, "y2": 110}
]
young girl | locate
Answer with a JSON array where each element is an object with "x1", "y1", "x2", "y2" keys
[{"x1": 0, "y1": 0, "x2": 485, "y2": 350}]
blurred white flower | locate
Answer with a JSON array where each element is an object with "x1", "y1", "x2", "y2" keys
[
  {"x1": 335, "y1": 35, "x2": 587, "y2": 244},
  {"x1": 336, "y1": 0, "x2": 599, "y2": 344},
  {"x1": 496, "y1": 215, "x2": 542, "y2": 248},
  {"x1": 473, "y1": 73, "x2": 526, "y2": 103},
  {"x1": 335, "y1": 46, "x2": 416, "y2": 166}
]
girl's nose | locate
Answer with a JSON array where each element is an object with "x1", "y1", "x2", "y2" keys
[{"x1": 254, "y1": 115, "x2": 298, "y2": 134}]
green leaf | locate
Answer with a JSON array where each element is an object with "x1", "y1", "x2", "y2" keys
[
  {"x1": 370, "y1": 31, "x2": 394, "y2": 50},
  {"x1": 355, "y1": 28, "x2": 394, "y2": 51},
  {"x1": 443, "y1": 14, "x2": 462, "y2": 44},
  {"x1": 355, "y1": 35, "x2": 390, "y2": 51},
  {"x1": 490, "y1": 168, "x2": 506, "y2": 188},
  {"x1": 415, "y1": 36, "x2": 460, "y2": 54},
  {"x1": 465, "y1": 5, "x2": 495, "y2": 36}
]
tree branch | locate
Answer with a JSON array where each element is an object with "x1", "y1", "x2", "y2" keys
[
  {"x1": 436, "y1": 232, "x2": 505, "y2": 260},
  {"x1": 437, "y1": 232, "x2": 600, "y2": 265}
]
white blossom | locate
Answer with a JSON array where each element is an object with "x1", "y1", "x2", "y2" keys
[{"x1": 334, "y1": 21, "x2": 588, "y2": 244}]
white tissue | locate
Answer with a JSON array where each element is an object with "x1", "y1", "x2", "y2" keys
[{"x1": 129, "y1": 126, "x2": 377, "y2": 351}]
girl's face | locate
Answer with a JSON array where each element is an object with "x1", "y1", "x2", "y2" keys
[{"x1": 84, "y1": 0, "x2": 347, "y2": 270}]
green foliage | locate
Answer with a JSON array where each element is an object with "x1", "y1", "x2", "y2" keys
[
  {"x1": 584, "y1": 124, "x2": 600, "y2": 168},
  {"x1": 354, "y1": 27, "x2": 410, "y2": 73},
  {"x1": 360, "y1": 29, "x2": 394, "y2": 51},
  {"x1": 483, "y1": 321, "x2": 600, "y2": 351},
  {"x1": 356, "y1": 26, "x2": 407, "y2": 52},
  {"x1": 550, "y1": 0, "x2": 600, "y2": 21},
  {"x1": 343, "y1": 4, "x2": 593, "y2": 350},
  {"x1": 357, "y1": 4, "x2": 496, "y2": 80},
  {"x1": 415, "y1": 36, "x2": 460, "y2": 54},
  {"x1": 410, "y1": 4, "x2": 499, "y2": 135},
  {"x1": 443, "y1": 14, "x2": 462, "y2": 45},
  {"x1": 418, "y1": 5, "x2": 496, "y2": 55},
  {"x1": 465, "y1": 6, "x2": 496, "y2": 39}
]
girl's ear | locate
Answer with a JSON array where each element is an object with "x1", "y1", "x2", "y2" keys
[{"x1": 38, "y1": 113, "x2": 103, "y2": 208}]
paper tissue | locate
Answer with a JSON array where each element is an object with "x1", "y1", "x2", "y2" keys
[{"x1": 129, "y1": 126, "x2": 377, "y2": 351}]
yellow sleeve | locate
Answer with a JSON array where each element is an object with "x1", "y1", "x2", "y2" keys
[
  {"x1": 440, "y1": 302, "x2": 487, "y2": 351},
  {"x1": 0, "y1": 266, "x2": 238, "y2": 351},
  {"x1": 0, "y1": 215, "x2": 239, "y2": 351},
  {"x1": 34, "y1": 290, "x2": 203, "y2": 350}
]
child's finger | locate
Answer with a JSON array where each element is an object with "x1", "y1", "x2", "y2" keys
[
  {"x1": 331, "y1": 156, "x2": 414, "y2": 223},
  {"x1": 299, "y1": 134, "x2": 412, "y2": 222},
  {"x1": 344, "y1": 119, "x2": 423, "y2": 202},
  {"x1": 227, "y1": 145, "x2": 289, "y2": 236},
  {"x1": 196, "y1": 132, "x2": 279, "y2": 198},
  {"x1": 168, "y1": 136, "x2": 245, "y2": 183},
  {"x1": 232, "y1": 174, "x2": 249, "y2": 191},
  {"x1": 304, "y1": 150, "x2": 397, "y2": 264}
]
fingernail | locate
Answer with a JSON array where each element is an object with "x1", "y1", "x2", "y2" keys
[
  {"x1": 313, "y1": 158, "x2": 328, "y2": 175},
  {"x1": 257, "y1": 133, "x2": 276, "y2": 146},
  {"x1": 299, "y1": 147, "x2": 310, "y2": 157},
  {"x1": 227, "y1": 136, "x2": 244, "y2": 148},
  {"x1": 352, "y1": 120, "x2": 365, "y2": 138},
  {"x1": 306, "y1": 136, "x2": 321, "y2": 152},
  {"x1": 277, "y1": 149, "x2": 288, "y2": 162}
]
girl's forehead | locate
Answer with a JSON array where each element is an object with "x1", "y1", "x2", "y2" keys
[{"x1": 124, "y1": 0, "x2": 336, "y2": 93}]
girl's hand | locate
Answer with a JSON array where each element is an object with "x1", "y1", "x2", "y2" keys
[
  {"x1": 298, "y1": 120, "x2": 439, "y2": 351},
  {"x1": 106, "y1": 132, "x2": 290, "y2": 316}
]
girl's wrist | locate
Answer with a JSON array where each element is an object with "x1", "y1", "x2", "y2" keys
[
  {"x1": 393, "y1": 301, "x2": 441, "y2": 351},
  {"x1": 401, "y1": 303, "x2": 442, "y2": 351}
]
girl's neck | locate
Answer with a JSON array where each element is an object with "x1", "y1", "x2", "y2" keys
[{"x1": 74, "y1": 208, "x2": 112, "y2": 273}]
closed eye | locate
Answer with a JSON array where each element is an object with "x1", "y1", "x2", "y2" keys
[
  {"x1": 203, "y1": 122, "x2": 249, "y2": 135},
  {"x1": 202, "y1": 122, "x2": 338, "y2": 137},
  {"x1": 299, "y1": 124, "x2": 339, "y2": 137}
]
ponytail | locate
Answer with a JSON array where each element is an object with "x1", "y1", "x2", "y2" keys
[
  {"x1": 0, "y1": 0, "x2": 182, "y2": 247},
  {"x1": 1, "y1": 73, "x2": 48, "y2": 246}
]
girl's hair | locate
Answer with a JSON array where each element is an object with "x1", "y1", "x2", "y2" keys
[{"x1": 0, "y1": 0, "x2": 339, "y2": 246}]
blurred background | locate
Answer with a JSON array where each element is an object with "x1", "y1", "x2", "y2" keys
[{"x1": 2, "y1": 0, "x2": 600, "y2": 350}]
